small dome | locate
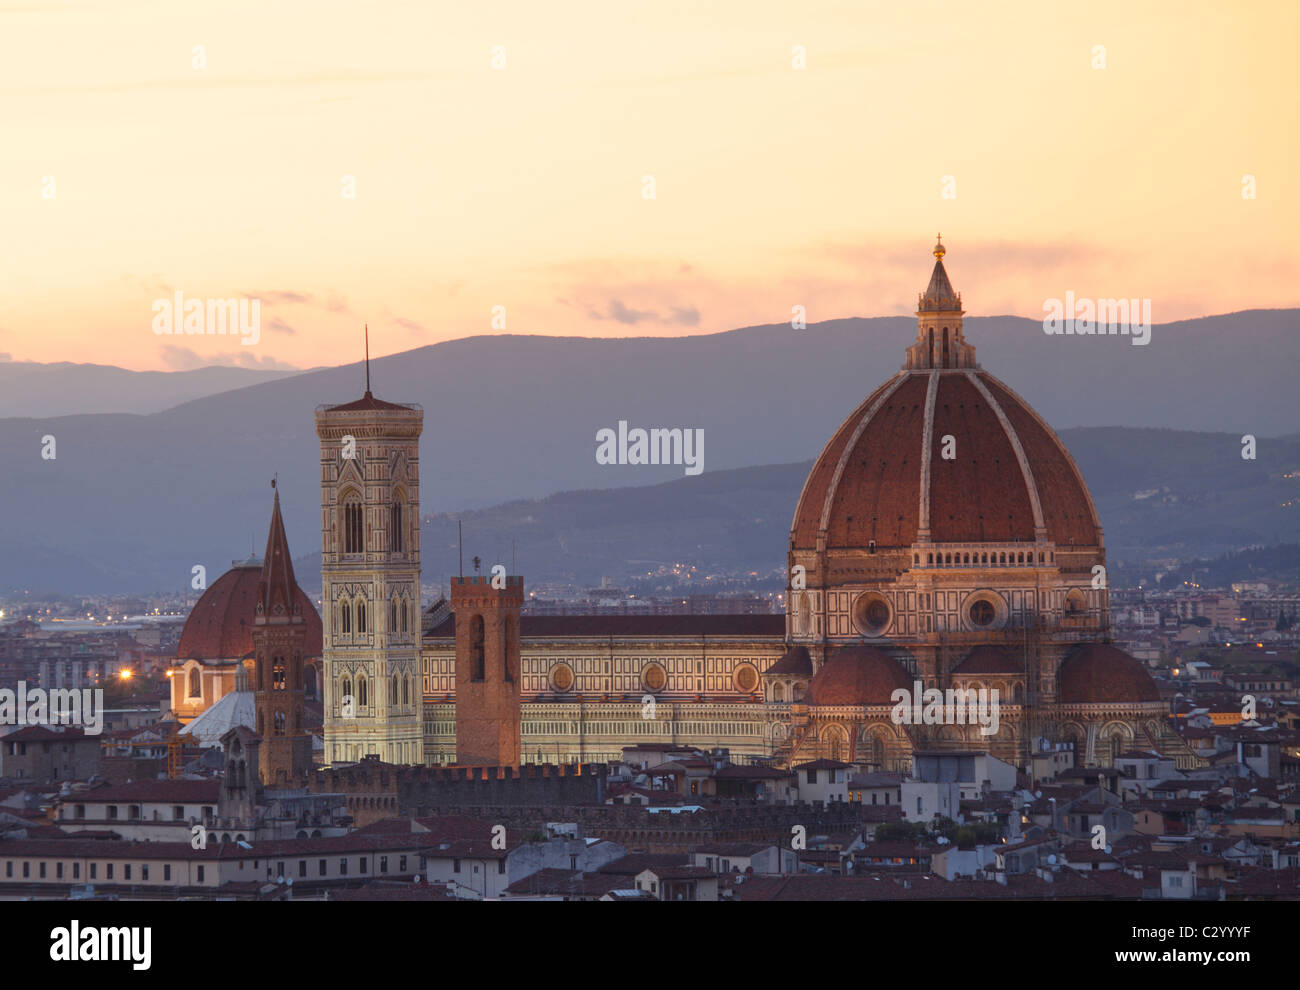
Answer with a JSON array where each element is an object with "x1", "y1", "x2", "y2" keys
[
  {"x1": 177, "y1": 563, "x2": 322, "y2": 660},
  {"x1": 807, "y1": 645, "x2": 911, "y2": 706},
  {"x1": 766, "y1": 644, "x2": 812, "y2": 676},
  {"x1": 952, "y1": 646, "x2": 1022, "y2": 675},
  {"x1": 1058, "y1": 644, "x2": 1159, "y2": 704}
]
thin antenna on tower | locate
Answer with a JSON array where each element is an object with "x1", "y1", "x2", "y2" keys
[
  {"x1": 364, "y1": 324, "x2": 371, "y2": 394},
  {"x1": 512, "y1": 539, "x2": 516, "y2": 574},
  {"x1": 458, "y1": 520, "x2": 463, "y2": 577}
]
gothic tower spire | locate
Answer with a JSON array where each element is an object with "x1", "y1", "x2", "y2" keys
[{"x1": 252, "y1": 483, "x2": 312, "y2": 785}]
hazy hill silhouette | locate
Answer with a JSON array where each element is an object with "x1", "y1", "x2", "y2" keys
[{"x1": 1, "y1": 310, "x2": 1296, "y2": 593}]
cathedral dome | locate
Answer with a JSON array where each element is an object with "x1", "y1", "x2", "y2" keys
[
  {"x1": 807, "y1": 645, "x2": 912, "y2": 706},
  {"x1": 790, "y1": 242, "x2": 1101, "y2": 554},
  {"x1": 1058, "y1": 643, "x2": 1159, "y2": 704},
  {"x1": 177, "y1": 561, "x2": 322, "y2": 661}
]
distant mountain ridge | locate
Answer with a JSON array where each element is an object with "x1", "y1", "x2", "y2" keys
[
  {"x1": 392, "y1": 427, "x2": 1300, "y2": 593},
  {"x1": 0, "y1": 309, "x2": 1296, "y2": 594},
  {"x1": 0, "y1": 362, "x2": 299, "y2": 418}
]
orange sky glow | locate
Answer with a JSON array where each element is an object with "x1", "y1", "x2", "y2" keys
[{"x1": 1, "y1": 0, "x2": 1296, "y2": 371}]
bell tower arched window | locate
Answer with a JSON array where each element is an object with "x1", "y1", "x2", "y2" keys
[
  {"x1": 504, "y1": 616, "x2": 516, "y2": 682},
  {"x1": 343, "y1": 495, "x2": 364, "y2": 554},
  {"x1": 390, "y1": 494, "x2": 405, "y2": 553},
  {"x1": 470, "y1": 615, "x2": 485, "y2": 681}
]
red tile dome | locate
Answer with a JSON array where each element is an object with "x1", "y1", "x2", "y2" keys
[
  {"x1": 177, "y1": 561, "x2": 322, "y2": 660},
  {"x1": 1058, "y1": 643, "x2": 1159, "y2": 704},
  {"x1": 790, "y1": 369, "x2": 1101, "y2": 551},
  {"x1": 952, "y1": 645, "x2": 1022, "y2": 675},
  {"x1": 807, "y1": 645, "x2": 912, "y2": 706}
]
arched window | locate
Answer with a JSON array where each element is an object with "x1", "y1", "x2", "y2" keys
[
  {"x1": 340, "y1": 597, "x2": 352, "y2": 635},
  {"x1": 402, "y1": 675, "x2": 410, "y2": 706},
  {"x1": 390, "y1": 597, "x2": 398, "y2": 632},
  {"x1": 273, "y1": 711, "x2": 286, "y2": 736},
  {"x1": 343, "y1": 494, "x2": 364, "y2": 554},
  {"x1": 470, "y1": 615, "x2": 485, "y2": 681},
  {"x1": 942, "y1": 327, "x2": 950, "y2": 367},
  {"x1": 356, "y1": 598, "x2": 367, "y2": 634},
  {"x1": 341, "y1": 676, "x2": 352, "y2": 707},
  {"x1": 390, "y1": 494, "x2": 405, "y2": 553},
  {"x1": 358, "y1": 676, "x2": 368, "y2": 707},
  {"x1": 187, "y1": 667, "x2": 201, "y2": 699},
  {"x1": 272, "y1": 657, "x2": 286, "y2": 691},
  {"x1": 772, "y1": 682, "x2": 784, "y2": 703},
  {"x1": 400, "y1": 599, "x2": 409, "y2": 633},
  {"x1": 503, "y1": 616, "x2": 516, "y2": 682}
]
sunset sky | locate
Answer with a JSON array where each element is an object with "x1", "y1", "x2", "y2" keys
[{"x1": 2, "y1": 0, "x2": 1296, "y2": 371}]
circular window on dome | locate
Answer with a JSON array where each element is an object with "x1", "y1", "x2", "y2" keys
[
  {"x1": 961, "y1": 591, "x2": 1008, "y2": 631},
  {"x1": 852, "y1": 593, "x2": 892, "y2": 636},
  {"x1": 642, "y1": 662, "x2": 666, "y2": 693},
  {"x1": 550, "y1": 663, "x2": 574, "y2": 693},
  {"x1": 734, "y1": 663, "x2": 758, "y2": 693}
]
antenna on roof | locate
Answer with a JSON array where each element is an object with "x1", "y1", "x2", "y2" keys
[
  {"x1": 364, "y1": 324, "x2": 371, "y2": 394},
  {"x1": 458, "y1": 520, "x2": 463, "y2": 578}
]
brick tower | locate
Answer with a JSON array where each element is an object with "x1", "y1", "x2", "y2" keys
[
  {"x1": 315, "y1": 356, "x2": 424, "y2": 767},
  {"x1": 452, "y1": 574, "x2": 523, "y2": 766},
  {"x1": 252, "y1": 486, "x2": 313, "y2": 785}
]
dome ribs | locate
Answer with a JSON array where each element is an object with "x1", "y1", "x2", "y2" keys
[
  {"x1": 929, "y1": 374, "x2": 1035, "y2": 543},
  {"x1": 980, "y1": 374, "x2": 1102, "y2": 548},
  {"x1": 825, "y1": 374, "x2": 928, "y2": 548},
  {"x1": 790, "y1": 375, "x2": 903, "y2": 547}
]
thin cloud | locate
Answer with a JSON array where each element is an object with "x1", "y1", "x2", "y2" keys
[
  {"x1": 268, "y1": 317, "x2": 296, "y2": 335},
  {"x1": 584, "y1": 298, "x2": 703, "y2": 327},
  {"x1": 669, "y1": 306, "x2": 700, "y2": 327},
  {"x1": 251, "y1": 290, "x2": 313, "y2": 305},
  {"x1": 606, "y1": 300, "x2": 658, "y2": 325},
  {"x1": 158, "y1": 344, "x2": 299, "y2": 372}
]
